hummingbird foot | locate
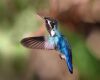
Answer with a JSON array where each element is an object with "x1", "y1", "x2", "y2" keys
[{"x1": 59, "y1": 54, "x2": 66, "y2": 60}]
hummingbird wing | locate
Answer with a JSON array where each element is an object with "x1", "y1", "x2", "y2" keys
[{"x1": 21, "y1": 36, "x2": 55, "y2": 50}]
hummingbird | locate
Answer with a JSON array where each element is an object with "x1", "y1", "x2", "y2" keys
[{"x1": 21, "y1": 17, "x2": 73, "y2": 74}]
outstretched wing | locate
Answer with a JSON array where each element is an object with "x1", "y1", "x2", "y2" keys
[{"x1": 21, "y1": 36, "x2": 55, "y2": 50}]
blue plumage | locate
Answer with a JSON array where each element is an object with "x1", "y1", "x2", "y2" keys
[
  {"x1": 56, "y1": 36, "x2": 73, "y2": 73},
  {"x1": 44, "y1": 17, "x2": 73, "y2": 73},
  {"x1": 50, "y1": 30, "x2": 73, "y2": 73},
  {"x1": 21, "y1": 17, "x2": 73, "y2": 74}
]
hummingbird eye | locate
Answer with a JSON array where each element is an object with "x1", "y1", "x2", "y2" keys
[{"x1": 50, "y1": 22, "x2": 55, "y2": 29}]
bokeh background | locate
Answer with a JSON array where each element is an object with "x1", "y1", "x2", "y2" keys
[{"x1": 0, "y1": 0, "x2": 100, "y2": 80}]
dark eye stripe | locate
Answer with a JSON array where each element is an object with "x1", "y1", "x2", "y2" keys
[{"x1": 50, "y1": 22, "x2": 55, "y2": 28}]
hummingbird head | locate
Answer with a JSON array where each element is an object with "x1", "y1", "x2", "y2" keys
[{"x1": 44, "y1": 17, "x2": 58, "y2": 36}]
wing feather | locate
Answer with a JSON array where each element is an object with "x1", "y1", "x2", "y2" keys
[{"x1": 21, "y1": 36, "x2": 55, "y2": 50}]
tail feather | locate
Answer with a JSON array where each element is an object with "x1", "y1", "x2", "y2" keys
[
  {"x1": 66, "y1": 59, "x2": 73, "y2": 74},
  {"x1": 65, "y1": 49, "x2": 73, "y2": 74}
]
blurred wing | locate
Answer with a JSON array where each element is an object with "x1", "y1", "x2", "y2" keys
[{"x1": 21, "y1": 36, "x2": 55, "y2": 50}]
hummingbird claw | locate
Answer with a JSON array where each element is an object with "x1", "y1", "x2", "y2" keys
[{"x1": 59, "y1": 54, "x2": 66, "y2": 60}]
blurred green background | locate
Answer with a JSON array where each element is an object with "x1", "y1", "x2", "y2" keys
[{"x1": 0, "y1": 0, "x2": 100, "y2": 80}]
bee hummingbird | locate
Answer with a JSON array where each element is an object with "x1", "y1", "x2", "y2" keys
[{"x1": 21, "y1": 17, "x2": 73, "y2": 74}]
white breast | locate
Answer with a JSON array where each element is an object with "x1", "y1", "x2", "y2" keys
[{"x1": 51, "y1": 30, "x2": 55, "y2": 36}]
